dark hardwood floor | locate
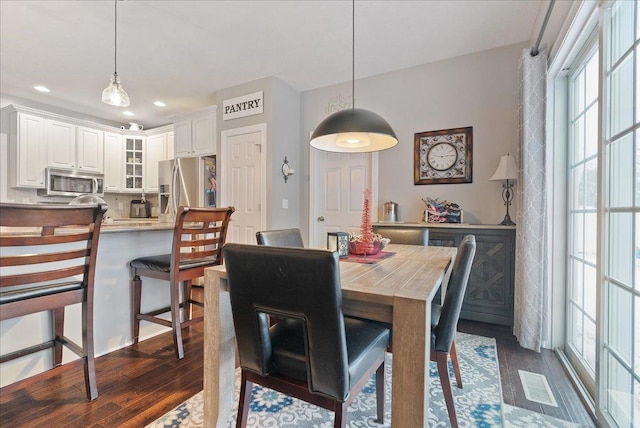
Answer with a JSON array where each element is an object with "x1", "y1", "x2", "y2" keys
[
  {"x1": 458, "y1": 319, "x2": 595, "y2": 427},
  {"x1": 1, "y1": 320, "x2": 595, "y2": 427}
]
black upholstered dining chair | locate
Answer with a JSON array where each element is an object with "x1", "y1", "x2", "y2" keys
[
  {"x1": 256, "y1": 228, "x2": 304, "y2": 247},
  {"x1": 223, "y1": 243, "x2": 390, "y2": 428},
  {"x1": 431, "y1": 234, "x2": 476, "y2": 428},
  {"x1": 372, "y1": 225, "x2": 429, "y2": 245},
  {"x1": 0, "y1": 202, "x2": 107, "y2": 401},
  {"x1": 130, "y1": 206, "x2": 234, "y2": 359}
]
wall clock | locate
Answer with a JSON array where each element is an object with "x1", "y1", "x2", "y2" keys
[{"x1": 414, "y1": 126, "x2": 473, "y2": 185}]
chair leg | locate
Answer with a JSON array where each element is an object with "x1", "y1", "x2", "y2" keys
[
  {"x1": 437, "y1": 352, "x2": 459, "y2": 428},
  {"x1": 132, "y1": 274, "x2": 142, "y2": 344},
  {"x1": 183, "y1": 280, "x2": 193, "y2": 322},
  {"x1": 450, "y1": 340, "x2": 463, "y2": 388},
  {"x1": 333, "y1": 401, "x2": 347, "y2": 428},
  {"x1": 82, "y1": 300, "x2": 98, "y2": 400},
  {"x1": 236, "y1": 371, "x2": 252, "y2": 428},
  {"x1": 53, "y1": 307, "x2": 64, "y2": 366},
  {"x1": 170, "y1": 279, "x2": 185, "y2": 359},
  {"x1": 375, "y1": 359, "x2": 385, "y2": 423}
]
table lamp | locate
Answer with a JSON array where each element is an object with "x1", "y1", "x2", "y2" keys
[{"x1": 490, "y1": 154, "x2": 518, "y2": 226}]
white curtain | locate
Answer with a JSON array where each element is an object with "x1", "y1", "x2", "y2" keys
[{"x1": 514, "y1": 48, "x2": 547, "y2": 352}]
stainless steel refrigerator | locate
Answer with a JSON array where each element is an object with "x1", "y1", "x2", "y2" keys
[{"x1": 158, "y1": 155, "x2": 216, "y2": 223}]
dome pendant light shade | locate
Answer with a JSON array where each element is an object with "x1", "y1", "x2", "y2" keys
[
  {"x1": 309, "y1": 0, "x2": 397, "y2": 153},
  {"x1": 102, "y1": 0, "x2": 130, "y2": 108},
  {"x1": 310, "y1": 108, "x2": 398, "y2": 153},
  {"x1": 102, "y1": 72, "x2": 130, "y2": 107}
]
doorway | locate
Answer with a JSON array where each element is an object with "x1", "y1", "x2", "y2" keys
[
  {"x1": 220, "y1": 123, "x2": 267, "y2": 244},
  {"x1": 309, "y1": 150, "x2": 378, "y2": 247}
]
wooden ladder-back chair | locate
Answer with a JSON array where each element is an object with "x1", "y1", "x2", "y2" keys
[
  {"x1": 130, "y1": 206, "x2": 234, "y2": 359},
  {"x1": 0, "y1": 202, "x2": 107, "y2": 401},
  {"x1": 223, "y1": 243, "x2": 390, "y2": 428}
]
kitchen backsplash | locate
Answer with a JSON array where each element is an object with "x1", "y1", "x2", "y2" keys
[
  {"x1": 102, "y1": 194, "x2": 159, "y2": 219},
  {"x1": 1, "y1": 187, "x2": 158, "y2": 219}
]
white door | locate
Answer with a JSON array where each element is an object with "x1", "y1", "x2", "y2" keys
[
  {"x1": 309, "y1": 150, "x2": 377, "y2": 247},
  {"x1": 221, "y1": 124, "x2": 266, "y2": 244}
]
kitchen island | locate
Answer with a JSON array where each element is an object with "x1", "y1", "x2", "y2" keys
[{"x1": 0, "y1": 220, "x2": 177, "y2": 388}]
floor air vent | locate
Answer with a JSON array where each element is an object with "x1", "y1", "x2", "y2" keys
[{"x1": 518, "y1": 370, "x2": 558, "y2": 407}]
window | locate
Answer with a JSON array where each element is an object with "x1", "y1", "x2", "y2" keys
[
  {"x1": 567, "y1": 43, "x2": 599, "y2": 383},
  {"x1": 600, "y1": 1, "x2": 640, "y2": 426}
]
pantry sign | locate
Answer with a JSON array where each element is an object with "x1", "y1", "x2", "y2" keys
[{"x1": 222, "y1": 91, "x2": 264, "y2": 121}]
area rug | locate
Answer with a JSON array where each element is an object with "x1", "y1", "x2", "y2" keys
[{"x1": 147, "y1": 332, "x2": 584, "y2": 427}]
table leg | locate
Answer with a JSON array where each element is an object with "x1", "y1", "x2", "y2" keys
[
  {"x1": 204, "y1": 267, "x2": 236, "y2": 428},
  {"x1": 392, "y1": 296, "x2": 430, "y2": 427}
]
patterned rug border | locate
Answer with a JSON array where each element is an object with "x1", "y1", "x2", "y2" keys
[{"x1": 147, "y1": 332, "x2": 584, "y2": 428}]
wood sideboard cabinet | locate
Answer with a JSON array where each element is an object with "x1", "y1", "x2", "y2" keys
[
  {"x1": 373, "y1": 223, "x2": 516, "y2": 326},
  {"x1": 427, "y1": 224, "x2": 516, "y2": 326}
]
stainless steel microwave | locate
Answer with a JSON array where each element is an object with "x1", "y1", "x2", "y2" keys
[{"x1": 38, "y1": 168, "x2": 105, "y2": 197}]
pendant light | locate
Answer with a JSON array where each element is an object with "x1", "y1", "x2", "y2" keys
[
  {"x1": 102, "y1": 0, "x2": 130, "y2": 107},
  {"x1": 310, "y1": 0, "x2": 397, "y2": 153}
]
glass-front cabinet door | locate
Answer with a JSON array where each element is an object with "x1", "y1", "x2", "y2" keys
[{"x1": 125, "y1": 137, "x2": 144, "y2": 191}]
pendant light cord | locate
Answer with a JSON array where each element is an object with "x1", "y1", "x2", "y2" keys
[
  {"x1": 352, "y1": 0, "x2": 355, "y2": 109},
  {"x1": 114, "y1": 0, "x2": 118, "y2": 76}
]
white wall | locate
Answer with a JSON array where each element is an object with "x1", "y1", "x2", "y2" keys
[{"x1": 302, "y1": 42, "x2": 526, "y2": 230}]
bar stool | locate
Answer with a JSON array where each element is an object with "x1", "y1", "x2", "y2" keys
[
  {"x1": 130, "y1": 206, "x2": 234, "y2": 359},
  {"x1": 0, "y1": 202, "x2": 107, "y2": 400}
]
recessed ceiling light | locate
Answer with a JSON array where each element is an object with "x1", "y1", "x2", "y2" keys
[
  {"x1": 34, "y1": 85, "x2": 50, "y2": 93},
  {"x1": 153, "y1": 101, "x2": 166, "y2": 107},
  {"x1": 123, "y1": 111, "x2": 134, "y2": 116}
]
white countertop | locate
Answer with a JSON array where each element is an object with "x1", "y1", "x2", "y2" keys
[
  {"x1": 101, "y1": 218, "x2": 174, "y2": 233},
  {"x1": 0, "y1": 218, "x2": 174, "y2": 236}
]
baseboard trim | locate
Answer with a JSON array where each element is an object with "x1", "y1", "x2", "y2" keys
[{"x1": 554, "y1": 348, "x2": 598, "y2": 425}]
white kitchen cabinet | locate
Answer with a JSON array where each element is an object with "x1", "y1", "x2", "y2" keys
[
  {"x1": 166, "y1": 131, "x2": 174, "y2": 160},
  {"x1": 46, "y1": 120, "x2": 76, "y2": 169},
  {"x1": 173, "y1": 106, "x2": 217, "y2": 158},
  {"x1": 76, "y1": 126, "x2": 104, "y2": 173},
  {"x1": 173, "y1": 120, "x2": 192, "y2": 158},
  {"x1": 124, "y1": 136, "x2": 145, "y2": 192},
  {"x1": 103, "y1": 132, "x2": 124, "y2": 192},
  {"x1": 7, "y1": 111, "x2": 47, "y2": 188},
  {"x1": 144, "y1": 133, "x2": 167, "y2": 192}
]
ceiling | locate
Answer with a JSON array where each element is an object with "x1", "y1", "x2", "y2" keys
[{"x1": 1, "y1": 0, "x2": 551, "y2": 129}]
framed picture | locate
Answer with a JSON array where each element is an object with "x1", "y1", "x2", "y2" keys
[{"x1": 414, "y1": 126, "x2": 473, "y2": 185}]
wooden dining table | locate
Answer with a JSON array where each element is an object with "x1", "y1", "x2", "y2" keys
[{"x1": 202, "y1": 243, "x2": 457, "y2": 428}]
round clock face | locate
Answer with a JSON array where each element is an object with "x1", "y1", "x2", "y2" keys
[{"x1": 427, "y1": 143, "x2": 458, "y2": 171}]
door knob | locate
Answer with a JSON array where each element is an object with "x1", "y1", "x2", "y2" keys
[{"x1": 317, "y1": 216, "x2": 325, "y2": 222}]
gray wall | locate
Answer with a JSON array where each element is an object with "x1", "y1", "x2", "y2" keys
[
  {"x1": 301, "y1": 42, "x2": 526, "y2": 232},
  {"x1": 215, "y1": 76, "x2": 301, "y2": 231}
]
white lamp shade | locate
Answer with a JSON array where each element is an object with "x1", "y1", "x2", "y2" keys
[{"x1": 490, "y1": 154, "x2": 518, "y2": 181}]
